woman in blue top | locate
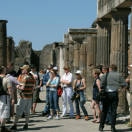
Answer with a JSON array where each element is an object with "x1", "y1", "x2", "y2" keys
[
  {"x1": 91, "y1": 69, "x2": 101, "y2": 123},
  {"x1": 46, "y1": 70, "x2": 60, "y2": 120}
]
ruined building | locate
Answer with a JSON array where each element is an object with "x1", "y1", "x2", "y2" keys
[{"x1": 0, "y1": 0, "x2": 132, "y2": 117}]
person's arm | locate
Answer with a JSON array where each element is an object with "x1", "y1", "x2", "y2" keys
[
  {"x1": 50, "y1": 77, "x2": 59, "y2": 88},
  {"x1": 73, "y1": 80, "x2": 76, "y2": 90},
  {"x1": 96, "y1": 79, "x2": 101, "y2": 92},
  {"x1": 39, "y1": 80, "x2": 42, "y2": 87},
  {"x1": 100, "y1": 74, "x2": 106, "y2": 89},
  {"x1": 79, "y1": 79, "x2": 86, "y2": 90},
  {"x1": 7, "y1": 80, "x2": 14, "y2": 104},
  {"x1": 61, "y1": 74, "x2": 72, "y2": 85},
  {"x1": 46, "y1": 79, "x2": 51, "y2": 86}
]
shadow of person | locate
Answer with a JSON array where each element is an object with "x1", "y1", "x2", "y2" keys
[{"x1": 17, "y1": 125, "x2": 64, "y2": 131}]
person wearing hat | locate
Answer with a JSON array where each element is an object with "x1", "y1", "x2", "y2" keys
[
  {"x1": 46, "y1": 70, "x2": 60, "y2": 120},
  {"x1": 61, "y1": 66, "x2": 74, "y2": 118},
  {"x1": 42, "y1": 64, "x2": 53, "y2": 116},
  {"x1": 11, "y1": 65, "x2": 35, "y2": 130},
  {"x1": 73, "y1": 70, "x2": 89, "y2": 120},
  {"x1": 53, "y1": 66, "x2": 61, "y2": 111}
]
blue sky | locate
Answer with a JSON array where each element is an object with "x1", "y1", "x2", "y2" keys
[{"x1": 0, "y1": 0, "x2": 97, "y2": 50}]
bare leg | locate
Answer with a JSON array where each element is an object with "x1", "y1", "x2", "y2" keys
[
  {"x1": 95, "y1": 103, "x2": 101, "y2": 122},
  {"x1": 91, "y1": 100, "x2": 97, "y2": 121}
]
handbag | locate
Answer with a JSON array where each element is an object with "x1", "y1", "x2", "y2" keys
[
  {"x1": 57, "y1": 85, "x2": 63, "y2": 97},
  {"x1": 97, "y1": 72, "x2": 109, "y2": 101}
]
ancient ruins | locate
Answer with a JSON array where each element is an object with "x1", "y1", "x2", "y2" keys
[{"x1": 0, "y1": 0, "x2": 132, "y2": 125}]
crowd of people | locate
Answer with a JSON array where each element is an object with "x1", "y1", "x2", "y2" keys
[{"x1": 0, "y1": 62, "x2": 129, "y2": 132}]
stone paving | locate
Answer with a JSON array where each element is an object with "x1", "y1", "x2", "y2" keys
[{"x1": 7, "y1": 90, "x2": 132, "y2": 132}]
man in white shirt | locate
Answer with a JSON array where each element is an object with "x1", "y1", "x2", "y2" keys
[{"x1": 61, "y1": 66, "x2": 74, "y2": 118}]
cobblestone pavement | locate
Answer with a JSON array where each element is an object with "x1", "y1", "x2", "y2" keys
[{"x1": 8, "y1": 90, "x2": 132, "y2": 132}]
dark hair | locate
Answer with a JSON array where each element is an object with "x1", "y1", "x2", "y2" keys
[
  {"x1": 109, "y1": 64, "x2": 117, "y2": 71},
  {"x1": 102, "y1": 66, "x2": 109, "y2": 72},
  {"x1": 96, "y1": 65, "x2": 103, "y2": 72},
  {"x1": 0, "y1": 66, "x2": 6, "y2": 74}
]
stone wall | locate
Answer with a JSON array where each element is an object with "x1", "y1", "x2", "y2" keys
[{"x1": 14, "y1": 40, "x2": 32, "y2": 71}]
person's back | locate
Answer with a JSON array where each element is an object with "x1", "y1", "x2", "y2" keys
[{"x1": 102, "y1": 71, "x2": 126, "y2": 92}]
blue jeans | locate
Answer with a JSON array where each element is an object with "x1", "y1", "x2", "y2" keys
[
  {"x1": 49, "y1": 90, "x2": 59, "y2": 111},
  {"x1": 43, "y1": 87, "x2": 50, "y2": 114},
  {"x1": 75, "y1": 90, "x2": 88, "y2": 116}
]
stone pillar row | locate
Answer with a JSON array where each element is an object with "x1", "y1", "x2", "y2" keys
[{"x1": 96, "y1": 8, "x2": 131, "y2": 114}]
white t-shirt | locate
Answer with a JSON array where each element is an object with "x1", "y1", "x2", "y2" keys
[{"x1": 61, "y1": 72, "x2": 73, "y2": 87}]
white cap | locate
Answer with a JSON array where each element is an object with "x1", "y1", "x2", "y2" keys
[
  {"x1": 75, "y1": 70, "x2": 82, "y2": 75},
  {"x1": 53, "y1": 66, "x2": 58, "y2": 71}
]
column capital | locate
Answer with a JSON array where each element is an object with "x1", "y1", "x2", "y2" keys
[
  {"x1": 111, "y1": 8, "x2": 131, "y2": 17},
  {"x1": 0, "y1": 20, "x2": 8, "y2": 23}
]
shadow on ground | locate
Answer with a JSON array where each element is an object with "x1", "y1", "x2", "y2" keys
[{"x1": 17, "y1": 125, "x2": 64, "y2": 131}]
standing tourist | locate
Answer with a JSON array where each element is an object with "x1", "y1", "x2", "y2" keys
[
  {"x1": 61, "y1": 66, "x2": 74, "y2": 118},
  {"x1": 47, "y1": 70, "x2": 60, "y2": 120},
  {"x1": 42, "y1": 64, "x2": 53, "y2": 116},
  {"x1": 11, "y1": 65, "x2": 35, "y2": 130},
  {"x1": 0, "y1": 66, "x2": 13, "y2": 131},
  {"x1": 99, "y1": 64, "x2": 127, "y2": 132},
  {"x1": 91, "y1": 69, "x2": 101, "y2": 123},
  {"x1": 53, "y1": 66, "x2": 61, "y2": 111},
  {"x1": 73, "y1": 70, "x2": 88, "y2": 120},
  {"x1": 30, "y1": 65, "x2": 40, "y2": 114}
]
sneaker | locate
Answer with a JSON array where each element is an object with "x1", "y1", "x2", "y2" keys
[
  {"x1": 76, "y1": 115, "x2": 80, "y2": 120},
  {"x1": 11, "y1": 125, "x2": 17, "y2": 130},
  {"x1": 84, "y1": 116, "x2": 89, "y2": 120},
  {"x1": 47, "y1": 115, "x2": 53, "y2": 120},
  {"x1": 23, "y1": 124, "x2": 28, "y2": 130},
  {"x1": 55, "y1": 115, "x2": 60, "y2": 120},
  {"x1": 60, "y1": 114, "x2": 66, "y2": 118}
]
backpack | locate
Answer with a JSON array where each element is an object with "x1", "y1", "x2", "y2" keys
[{"x1": 0, "y1": 77, "x2": 7, "y2": 96}]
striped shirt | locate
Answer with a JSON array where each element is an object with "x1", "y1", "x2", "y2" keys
[{"x1": 20, "y1": 74, "x2": 35, "y2": 98}]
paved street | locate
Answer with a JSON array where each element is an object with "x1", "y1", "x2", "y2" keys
[{"x1": 8, "y1": 90, "x2": 132, "y2": 132}]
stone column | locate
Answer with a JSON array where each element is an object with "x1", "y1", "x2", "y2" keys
[
  {"x1": 7, "y1": 37, "x2": 14, "y2": 65},
  {"x1": 129, "y1": 13, "x2": 132, "y2": 127},
  {"x1": 64, "y1": 34, "x2": 69, "y2": 67},
  {"x1": 68, "y1": 41, "x2": 74, "y2": 71},
  {"x1": 59, "y1": 45, "x2": 65, "y2": 77},
  {"x1": 96, "y1": 18, "x2": 111, "y2": 66},
  {"x1": 0, "y1": 20, "x2": 8, "y2": 66},
  {"x1": 110, "y1": 8, "x2": 131, "y2": 114},
  {"x1": 110, "y1": 8, "x2": 131, "y2": 76},
  {"x1": 84, "y1": 34, "x2": 97, "y2": 99},
  {"x1": 73, "y1": 42, "x2": 80, "y2": 72},
  {"x1": 80, "y1": 43, "x2": 87, "y2": 78}
]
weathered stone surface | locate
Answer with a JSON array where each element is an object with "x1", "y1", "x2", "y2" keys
[
  {"x1": 130, "y1": 14, "x2": 132, "y2": 125},
  {"x1": 97, "y1": 0, "x2": 132, "y2": 18},
  {"x1": 110, "y1": 8, "x2": 131, "y2": 76},
  {"x1": 96, "y1": 18, "x2": 111, "y2": 66},
  {"x1": 0, "y1": 20, "x2": 8, "y2": 66},
  {"x1": 14, "y1": 40, "x2": 32, "y2": 70},
  {"x1": 7, "y1": 37, "x2": 15, "y2": 65}
]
